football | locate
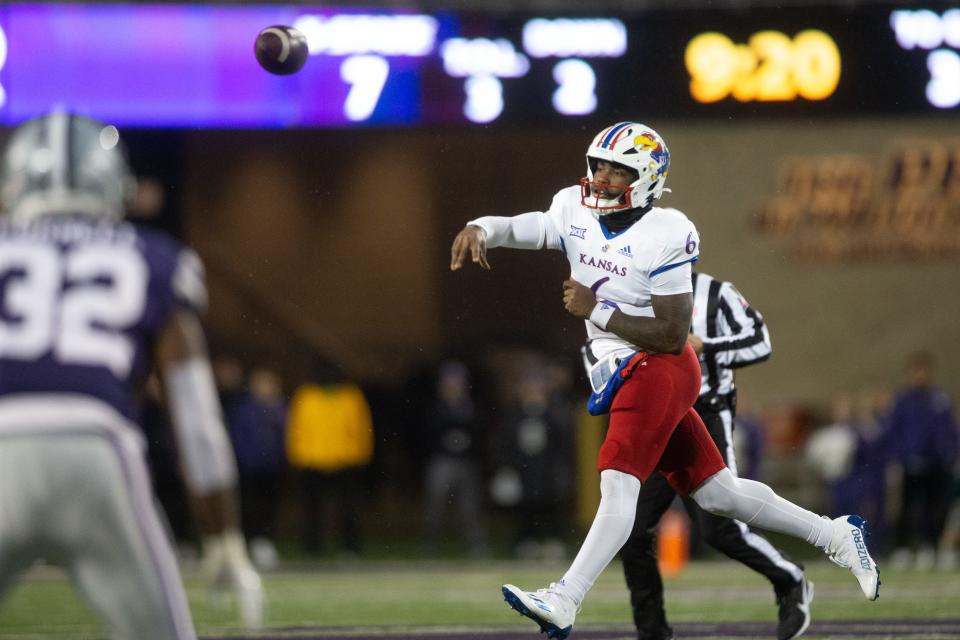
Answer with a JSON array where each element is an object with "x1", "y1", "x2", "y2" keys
[{"x1": 254, "y1": 25, "x2": 308, "y2": 75}]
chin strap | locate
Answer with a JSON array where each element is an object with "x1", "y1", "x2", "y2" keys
[
  {"x1": 598, "y1": 204, "x2": 653, "y2": 233},
  {"x1": 580, "y1": 178, "x2": 667, "y2": 214},
  {"x1": 594, "y1": 201, "x2": 626, "y2": 212}
]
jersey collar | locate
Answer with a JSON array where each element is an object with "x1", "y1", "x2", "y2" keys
[{"x1": 597, "y1": 205, "x2": 651, "y2": 239}]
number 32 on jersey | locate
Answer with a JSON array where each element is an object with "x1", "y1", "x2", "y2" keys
[{"x1": 0, "y1": 243, "x2": 147, "y2": 377}]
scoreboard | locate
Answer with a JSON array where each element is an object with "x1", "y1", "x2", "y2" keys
[{"x1": 0, "y1": 4, "x2": 957, "y2": 128}]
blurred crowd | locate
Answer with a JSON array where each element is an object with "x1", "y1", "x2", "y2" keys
[
  {"x1": 406, "y1": 349, "x2": 577, "y2": 562},
  {"x1": 140, "y1": 346, "x2": 958, "y2": 571},
  {"x1": 800, "y1": 351, "x2": 959, "y2": 569},
  {"x1": 140, "y1": 346, "x2": 582, "y2": 567}
]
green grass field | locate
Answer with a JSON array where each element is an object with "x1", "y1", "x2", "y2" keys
[{"x1": 1, "y1": 559, "x2": 959, "y2": 639}]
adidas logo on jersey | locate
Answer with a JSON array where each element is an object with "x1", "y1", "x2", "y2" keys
[{"x1": 617, "y1": 245, "x2": 633, "y2": 257}]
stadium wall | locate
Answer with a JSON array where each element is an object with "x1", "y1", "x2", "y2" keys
[{"x1": 182, "y1": 117, "x2": 960, "y2": 405}]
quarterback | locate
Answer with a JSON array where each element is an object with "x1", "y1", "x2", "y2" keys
[
  {"x1": 0, "y1": 113, "x2": 262, "y2": 638},
  {"x1": 450, "y1": 122, "x2": 880, "y2": 639}
]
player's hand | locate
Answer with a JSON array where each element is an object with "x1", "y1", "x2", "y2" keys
[
  {"x1": 562, "y1": 279, "x2": 596, "y2": 319},
  {"x1": 202, "y1": 531, "x2": 265, "y2": 629},
  {"x1": 450, "y1": 225, "x2": 490, "y2": 271},
  {"x1": 688, "y1": 334, "x2": 704, "y2": 355}
]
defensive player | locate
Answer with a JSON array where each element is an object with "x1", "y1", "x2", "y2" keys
[
  {"x1": 0, "y1": 113, "x2": 262, "y2": 639},
  {"x1": 620, "y1": 270, "x2": 810, "y2": 640},
  {"x1": 450, "y1": 122, "x2": 880, "y2": 640}
]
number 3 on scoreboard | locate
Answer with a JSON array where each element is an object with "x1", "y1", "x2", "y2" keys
[{"x1": 685, "y1": 30, "x2": 841, "y2": 103}]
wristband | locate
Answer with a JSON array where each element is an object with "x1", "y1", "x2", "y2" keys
[
  {"x1": 589, "y1": 302, "x2": 616, "y2": 330},
  {"x1": 465, "y1": 222, "x2": 488, "y2": 239}
]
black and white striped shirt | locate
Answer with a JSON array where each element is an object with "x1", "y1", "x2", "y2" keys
[{"x1": 691, "y1": 271, "x2": 771, "y2": 399}]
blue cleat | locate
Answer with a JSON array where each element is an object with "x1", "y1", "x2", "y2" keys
[
  {"x1": 502, "y1": 583, "x2": 579, "y2": 639},
  {"x1": 826, "y1": 515, "x2": 881, "y2": 600}
]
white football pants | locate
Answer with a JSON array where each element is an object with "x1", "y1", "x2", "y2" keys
[{"x1": 0, "y1": 427, "x2": 196, "y2": 640}]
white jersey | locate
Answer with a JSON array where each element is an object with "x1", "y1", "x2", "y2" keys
[{"x1": 469, "y1": 185, "x2": 699, "y2": 363}]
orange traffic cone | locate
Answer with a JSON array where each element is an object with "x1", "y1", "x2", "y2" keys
[{"x1": 657, "y1": 509, "x2": 690, "y2": 577}]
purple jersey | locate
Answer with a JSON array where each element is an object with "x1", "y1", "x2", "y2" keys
[{"x1": 0, "y1": 215, "x2": 206, "y2": 420}]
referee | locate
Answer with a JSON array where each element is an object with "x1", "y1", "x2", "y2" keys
[{"x1": 618, "y1": 270, "x2": 812, "y2": 640}]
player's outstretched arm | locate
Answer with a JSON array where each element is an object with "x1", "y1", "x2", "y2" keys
[
  {"x1": 451, "y1": 210, "x2": 557, "y2": 271},
  {"x1": 155, "y1": 310, "x2": 241, "y2": 533},
  {"x1": 450, "y1": 225, "x2": 491, "y2": 270},
  {"x1": 155, "y1": 310, "x2": 264, "y2": 629}
]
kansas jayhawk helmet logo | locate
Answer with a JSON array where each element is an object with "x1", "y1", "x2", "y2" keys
[{"x1": 581, "y1": 122, "x2": 671, "y2": 213}]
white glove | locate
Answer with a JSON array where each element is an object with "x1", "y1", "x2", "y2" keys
[{"x1": 202, "y1": 530, "x2": 265, "y2": 629}]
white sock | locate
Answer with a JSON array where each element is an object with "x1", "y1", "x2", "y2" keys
[
  {"x1": 691, "y1": 468, "x2": 834, "y2": 549},
  {"x1": 814, "y1": 517, "x2": 834, "y2": 550},
  {"x1": 559, "y1": 469, "x2": 640, "y2": 604}
]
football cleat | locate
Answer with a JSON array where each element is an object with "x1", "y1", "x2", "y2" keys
[
  {"x1": 825, "y1": 515, "x2": 881, "y2": 600},
  {"x1": 502, "y1": 583, "x2": 579, "y2": 639},
  {"x1": 776, "y1": 576, "x2": 814, "y2": 640}
]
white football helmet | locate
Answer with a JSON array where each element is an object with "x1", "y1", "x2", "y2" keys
[
  {"x1": 580, "y1": 121, "x2": 670, "y2": 213},
  {"x1": 0, "y1": 112, "x2": 135, "y2": 221}
]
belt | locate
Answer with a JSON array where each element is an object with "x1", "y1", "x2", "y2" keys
[{"x1": 694, "y1": 394, "x2": 730, "y2": 416}]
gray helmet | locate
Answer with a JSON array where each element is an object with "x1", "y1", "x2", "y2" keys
[{"x1": 0, "y1": 112, "x2": 135, "y2": 221}]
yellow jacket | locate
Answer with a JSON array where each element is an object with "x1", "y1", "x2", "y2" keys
[{"x1": 286, "y1": 383, "x2": 374, "y2": 472}]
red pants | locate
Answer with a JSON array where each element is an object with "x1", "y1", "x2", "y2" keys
[{"x1": 597, "y1": 343, "x2": 726, "y2": 495}]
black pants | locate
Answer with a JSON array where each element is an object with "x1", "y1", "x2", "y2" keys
[
  {"x1": 239, "y1": 471, "x2": 283, "y2": 540},
  {"x1": 300, "y1": 468, "x2": 363, "y2": 555},
  {"x1": 620, "y1": 397, "x2": 803, "y2": 635},
  {"x1": 894, "y1": 465, "x2": 952, "y2": 550}
]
